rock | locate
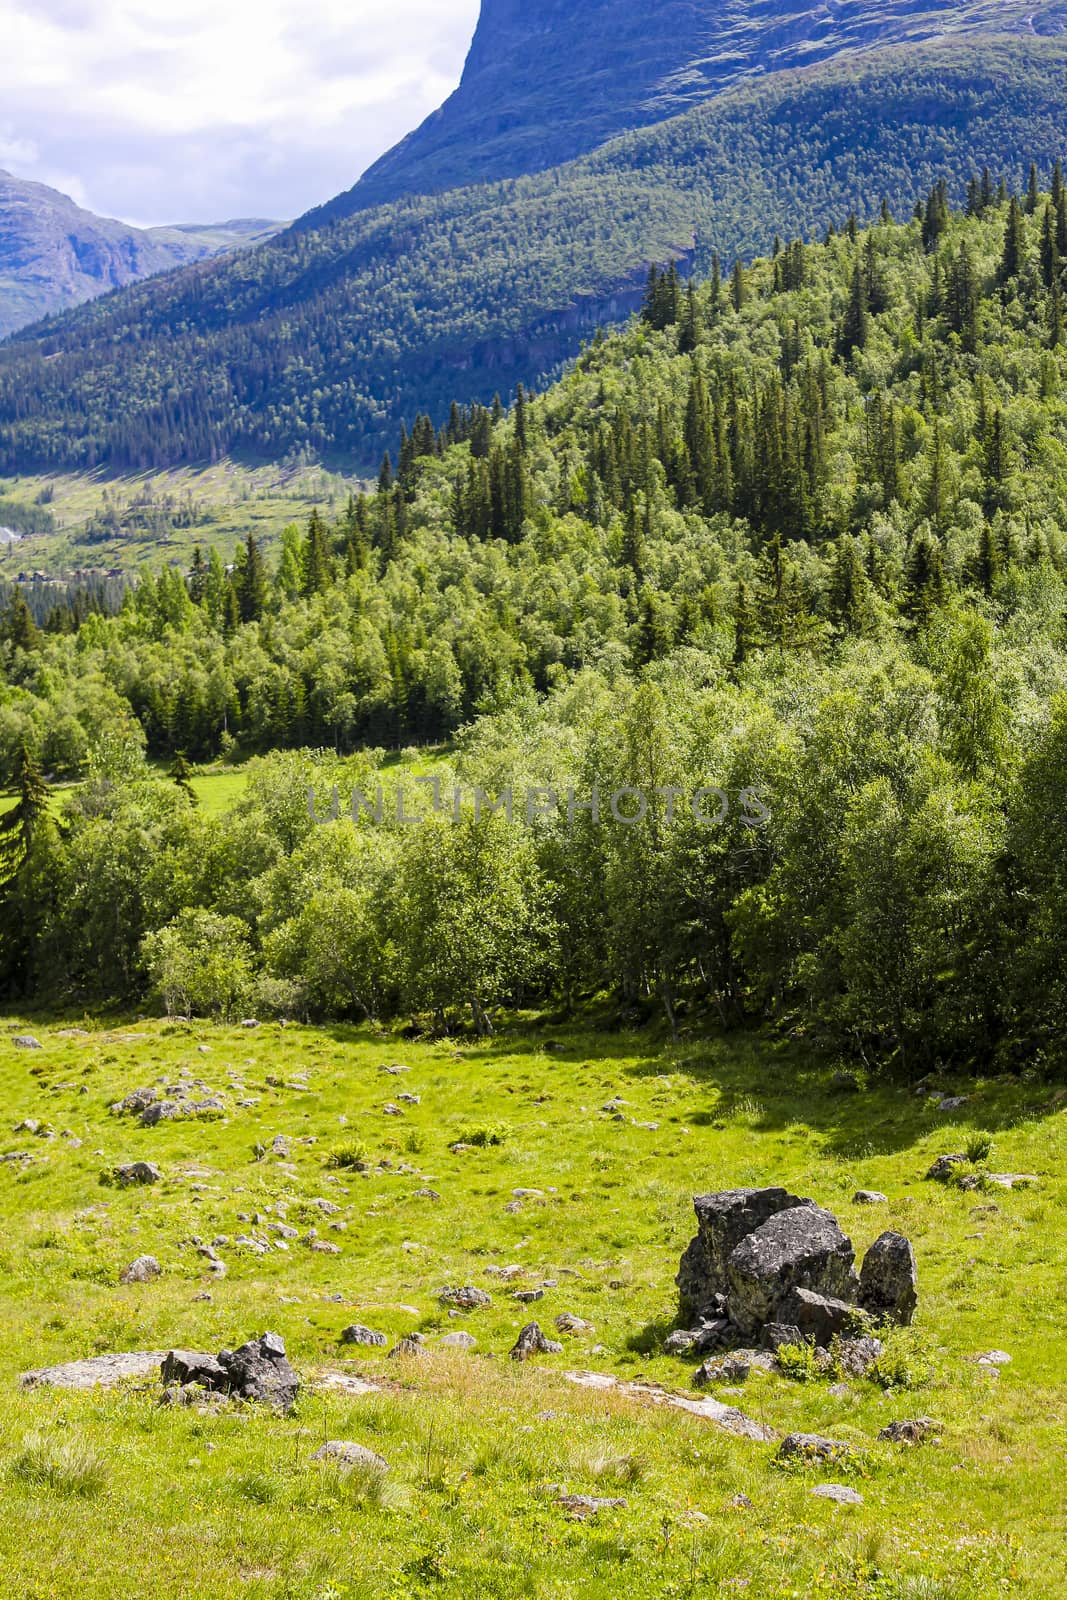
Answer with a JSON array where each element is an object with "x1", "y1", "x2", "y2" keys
[
  {"x1": 141, "y1": 1101, "x2": 181, "y2": 1127},
  {"x1": 113, "y1": 1161, "x2": 162, "y2": 1187},
  {"x1": 695, "y1": 1354, "x2": 752, "y2": 1386},
  {"x1": 858, "y1": 1232, "x2": 918, "y2": 1326},
  {"x1": 14, "y1": 1035, "x2": 42, "y2": 1050},
  {"x1": 761, "y1": 1322, "x2": 805, "y2": 1352},
  {"x1": 778, "y1": 1434, "x2": 855, "y2": 1465},
  {"x1": 777, "y1": 1287, "x2": 858, "y2": 1346},
  {"x1": 22, "y1": 1351, "x2": 169, "y2": 1389},
  {"x1": 836, "y1": 1337, "x2": 883, "y2": 1379},
  {"x1": 310, "y1": 1241, "x2": 342, "y2": 1255},
  {"x1": 510, "y1": 1322, "x2": 563, "y2": 1361},
  {"x1": 936, "y1": 1096, "x2": 969, "y2": 1111},
  {"x1": 984, "y1": 1174, "x2": 1041, "y2": 1190},
  {"x1": 271, "y1": 1136, "x2": 291, "y2": 1158},
  {"x1": 830, "y1": 1072, "x2": 861, "y2": 1093},
  {"x1": 677, "y1": 1188, "x2": 811, "y2": 1316},
  {"x1": 727, "y1": 1206, "x2": 857, "y2": 1337},
  {"x1": 513, "y1": 1289, "x2": 544, "y2": 1304},
  {"x1": 555, "y1": 1495, "x2": 627, "y2": 1520},
  {"x1": 439, "y1": 1286, "x2": 492, "y2": 1311},
  {"x1": 313, "y1": 1442, "x2": 389, "y2": 1472},
  {"x1": 926, "y1": 1154, "x2": 967, "y2": 1182},
  {"x1": 977, "y1": 1350, "x2": 1012, "y2": 1367},
  {"x1": 240, "y1": 1019, "x2": 259, "y2": 1029},
  {"x1": 121, "y1": 1255, "x2": 162, "y2": 1285},
  {"x1": 555, "y1": 1313, "x2": 595, "y2": 1336},
  {"x1": 853, "y1": 1191, "x2": 888, "y2": 1205},
  {"x1": 879, "y1": 1417, "x2": 942, "y2": 1445},
  {"x1": 812, "y1": 1484, "x2": 863, "y2": 1505},
  {"x1": 340, "y1": 1325, "x2": 388, "y2": 1348},
  {"x1": 728, "y1": 1493, "x2": 754, "y2": 1509},
  {"x1": 388, "y1": 1334, "x2": 429, "y2": 1359},
  {"x1": 114, "y1": 1088, "x2": 158, "y2": 1116},
  {"x1": 161, "y1": 1350, "x2": 227, "y2": 1389},
  {"x1": 438, "y1": 1331, "x2": 478, "y2": 1350},
  {"x1": 216, "y1": 1332, "x2": 300, "y2": 1411}
]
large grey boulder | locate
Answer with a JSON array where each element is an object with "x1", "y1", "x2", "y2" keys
[
  {"x1": 858, "y1": 1232, "x2": 918, "y2": 1326},
  {"x1": 727, "y1": 1206, "x2": 858, "y2": 1337},
  {"x1": 217, "y1": 1332, "x2": 300, "y2": 1411},
  {"x1": 161, "y1": 1350, "x2": 227, "y2": 1389},
  {"x1": 677, "y1": 1188, "x2": 811, "y2": 1316},
  {"x1": 777, "y1": 1287, "x2": 858, "y2": 1347}
]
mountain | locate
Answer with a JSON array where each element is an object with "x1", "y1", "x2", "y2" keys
[
  {"x1": 0, "y1": 170, "x2": 282, "y2": 339},
  {"x1": 309, "y1": 0, "x2": 1067, "y2": 223},
  {"x1": 5, "y1": 9, "x2": 1067, "y2": 471}
]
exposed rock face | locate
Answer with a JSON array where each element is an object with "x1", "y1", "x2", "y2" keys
[
  {"x1": 675, "y1": 1187, "x2": 916, "y2": 1347},
  {"x1": 312, "y1": 0, "x2": 1067, "y2": 223},
  {"x1": 726, "y1": 1207, "x2": 858, "y2": 1338},
  {"x1": 858, "y1": 1232, "x2": 918, "y2": 1326},
  {"x1": 677, "y1": 1188, "x2": 811, "y2": 1317},
  {"x1": 217, "y1": 1333, "x2": 300, "y2": 1411}
]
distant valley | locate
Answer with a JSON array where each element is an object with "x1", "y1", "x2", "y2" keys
[{"x1": 0, "y1": 169, "x2": 282, "y2": 339}]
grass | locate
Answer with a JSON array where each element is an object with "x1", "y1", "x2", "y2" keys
[
  {"x1": 0, "y1": 1015, "x2": 1062, "y2": 1597},
  {"x1": 0, "y1": 458, "x2": 364, "y2": 576}
]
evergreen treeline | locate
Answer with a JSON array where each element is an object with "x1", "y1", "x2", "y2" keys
[
  {"x1": 4, "y1": 39, "x2": 1067, "y2": 472},
  {"x1": 4, "y1": 188, "x2": 1067, "y2": 1072}
]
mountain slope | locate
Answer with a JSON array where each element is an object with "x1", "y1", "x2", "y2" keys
[
  {"x1": 4, "y1": 36, "x2": 1067, "y2": 473},
  {"x1": 308, "y1": 0, "x2": 1067, "y2": 224},
  {"x1": 0, "y1": 171, "x2": 281, "y2": 339}
]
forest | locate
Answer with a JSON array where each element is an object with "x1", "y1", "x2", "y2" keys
[
  {"x1": 2, "y1": 180, "x2": 1067, "y2": 1076},
  {"x1": 5, "y1": 38, "x2": 1067, "y2": 471}
]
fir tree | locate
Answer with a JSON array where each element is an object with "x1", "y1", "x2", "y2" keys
[
  {"x1": 999, "y1": 195, "x2": 1025, "y2": 284},
  {"x1": 839, "y1": 262, "x2": 869, "y2": 355},
  {"x1": 169, "y1": 751, "x2": 199, "y2": 805},
  {"x1": 236, "y1": 533, "x2": 267, "y2": 623}
]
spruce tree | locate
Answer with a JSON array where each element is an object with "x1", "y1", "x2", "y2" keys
[
  {"x1": 999, "y1": 196, "x2": 1025, "y2": 284},
  {"x1": 2, "y1": 588, "x2": 39, "y2": 653},
  {"x1": 236, "y1": 533, "x2": 267, "y2": 623},
  {"x1": 1027, "y1": 160, "x2": 1041, "y2": 215},
  {"x1": 731, "y1": 260, "x2": 746, "y2": 314},
  {"x1": 169, "y1": 752, "x2": 199, "y2": 805},
  {"x1": 839, "y1": 262, "x2": 869, "y2": 355},
  {"x1": 0, "y1": 742, "x2": 49, "y2": 995}
]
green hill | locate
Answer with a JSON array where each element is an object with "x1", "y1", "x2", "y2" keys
[{"x1": 5, "y1": 38, "x2": 1067, "y2": 472}]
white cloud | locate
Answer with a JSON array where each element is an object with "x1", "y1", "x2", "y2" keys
[{"x1": 0, "y1": 0, "x2": 480, "y2": 223}]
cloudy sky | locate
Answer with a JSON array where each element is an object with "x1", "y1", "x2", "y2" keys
[{"x1": 0, "y1": 0, "x2": 481, "y2": 226}]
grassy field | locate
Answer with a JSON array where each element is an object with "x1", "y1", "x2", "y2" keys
[
  {"x1": 0, "y1": 459, "x2": 363, "y2": 577},
  {"x1": 0, "y1": 1016, "x2": 1062, "y2": 1598}
]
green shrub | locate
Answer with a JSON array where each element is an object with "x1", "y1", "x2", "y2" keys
[
  {"x1": 775, "y1": 1342, "x2": 821, "y2": 1383},
  {"x1": 965, "y1": 1131, "x2": 994, "y2": 1163},
  {"x1": 325, "y1": 1139, "x2": 371, "y2": 1171}
]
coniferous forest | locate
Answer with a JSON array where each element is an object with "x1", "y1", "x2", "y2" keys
[{"x1": 2, "y1": 183, "x2": 1067, "y2": 1072}]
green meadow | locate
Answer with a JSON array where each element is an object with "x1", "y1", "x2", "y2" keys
[{"x1": 0, "y1": 1017, "x2": 1061, "y2": 1599}]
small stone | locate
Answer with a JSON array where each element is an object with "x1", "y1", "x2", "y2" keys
[
  {"x1": 695, "y1": 1354, "x2": 751, "y2": 1386},
  {"x1": 439, "y1": 1286, "x2": 492, "y2": 1311},
  {"x1": 513, "y1": 1289, "x2": 544, "y2": 1304},
  {"x1": 936, "y1": 1096, "x2": 969, "y2": 1112},
  {"x1": 977, "y1": 1350, "x2": 1012, "y2": 1367},
  {"x1": 313, "y1": 1442, "x2": 389, "y2": 1472},
  {"x1": 879, "y1": 1417, "x2": 942, "y2": 1445},
  {"x1": 836, "y1": 1337, "x2": 883, "y2": 1379},
  {"x1": 113, "y1": 1161, "x2": 162, "y2": 1187},
  {"x1": 438, "y1": 1331, "x2": 477, "y2": 1350},
  {"x1": 778, "y1": 1434, "x2": 855, "y2": 1465},
  {"x1": 510, "y1": 1322, "x2": 563, "y2": 1361},
  {"x1": 926, "y1": 1154, "x2": 967, "y2": 1183},
  {"x1": 853, "y1": 1191, "x2": 888, "y2": 1205},
  {"x1": 727, "y1": 1493, "x2": 754, "y2": 1510},
  {"x1": 555, "y1": 1494, "x2": 626, "y2": 1519},
  {"x1": 388, "y1": 1334, "x2": 429, "y2": 1359},
  {"x1": 555, "y1": 1313, "x2": 595, "y2": 1335},
  {"x1": 340, "y1": 1325, "x2": 388, "y2": 1348},
  {"x1": 121, "y1": 1255, "x2": 162, "y2": 1284},
  {"x1": 812, "y1": 1484, "x2": 863, "y2": 1506},
  {"x1": 14, "y1": 1036, "x2": 42, "y2": 1050}
]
